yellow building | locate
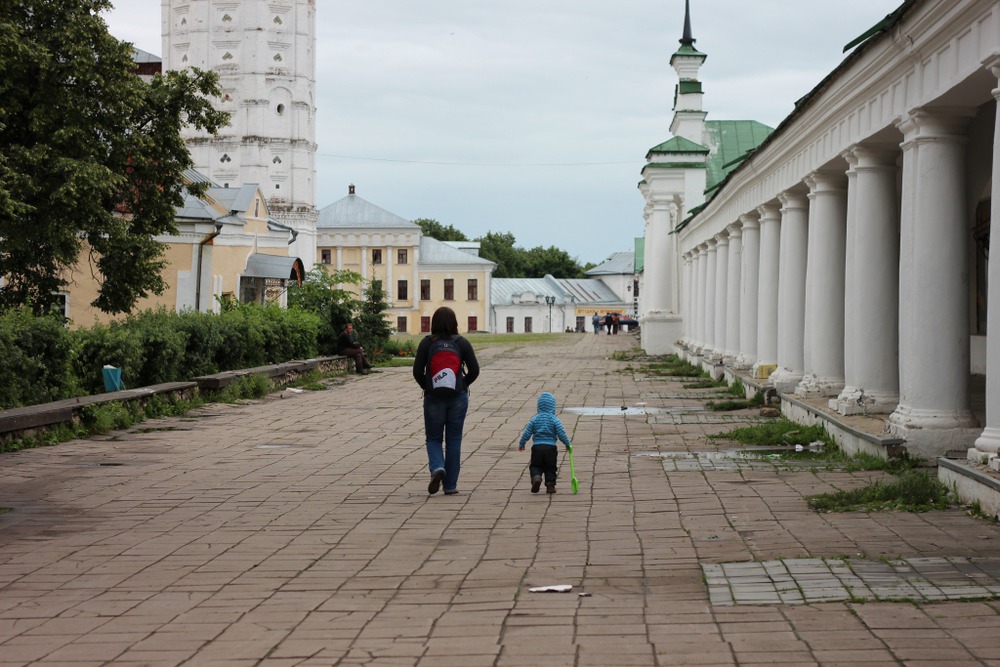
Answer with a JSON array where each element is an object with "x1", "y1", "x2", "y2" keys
[
  {"x1": 316, "y1": 186, "x2": 496, "y2": 334},
  {"x1": 58, "y1": 172, "x2": 304, "y2": 326}
]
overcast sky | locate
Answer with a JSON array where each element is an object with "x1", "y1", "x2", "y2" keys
[{"x1": 103, "y1": 0, "x2": 903, "y2": 265}]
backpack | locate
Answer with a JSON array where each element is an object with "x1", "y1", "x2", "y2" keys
[{"x1": 426, "y1": 335, "x2": 464, "y2": 396}]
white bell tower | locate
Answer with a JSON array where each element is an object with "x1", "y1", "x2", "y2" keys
[{"x1": 161, "y1": 0, "x2": 318, "y2": 267}]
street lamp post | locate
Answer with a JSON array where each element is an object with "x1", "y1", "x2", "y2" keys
[{"x1": 545, "y1": 296, "x2": 555, "y2": 333}]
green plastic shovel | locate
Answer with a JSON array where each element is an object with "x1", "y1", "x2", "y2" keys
[{"x1": 567, "y1": 446, "x2": 579, "y2": 494}]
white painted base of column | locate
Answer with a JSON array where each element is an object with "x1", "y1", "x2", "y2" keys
[
  {"x1": 733, "y1": 352, "x2": 756, "y2": 370},
  {"x1": 639, "y1": 313, "x2": 684, "y2": 356},
  {"x1": 769, "y1": 367, "x2": 803, "y2": 393},
  {"x1": 722, "y1": 353, "x2": 738, "y2": 368},
  {"x1": 835, "y1": 386, "x2": 899, "y2": 416},
  {"x1": 794, "y1": 373, "x2": 845, "y2": 398},
  {"x1": 969, "y1": 427, "x2": 1000, "y2": 462},
  {"x1": 888, "y1": 405, "x2": 981, "y2": 460}
]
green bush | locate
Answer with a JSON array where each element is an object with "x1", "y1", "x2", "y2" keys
[
  {"x1": 127, "y1": 309, "x2": 188, "y2": 386},
  {"x1": 0, "y1": 303, "x2": 329, "y2": 410},
  {"x1": 174, "y1": 310, "x2": 225, "y2": 377},
  {"x1": 71, "y1": 321, "x2": 144, "y2": 395},
  {"x1": 0, "y1": 308, "x2": 80, "y2": 408}
]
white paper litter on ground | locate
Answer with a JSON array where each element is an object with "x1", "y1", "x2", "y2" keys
[{"x1": 529, "y1": 584, "x2": 573, "y2": 593}]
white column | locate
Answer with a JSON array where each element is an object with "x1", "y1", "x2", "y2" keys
[
  {"x1": 644, "y1": 199, "x2": 671, "y2": 313},
  {"x1": 973, "y1": 57, "x2": 1000, "y2": 461},
  {"x1": 725, "y1": 222, "x2": 742, "y2": 366},
  {"x1": 693, "y1": 245, "x2": 707, "y2": 352},
  {"x1": 737, "y1": 212, "x2": 760, "y2": 369},
  {"x1": 703, "y1": 238, "x2": 718, "y2": 357},
  {"x1": 770, "y1": 191, "x2": 809, "y2": 392},
  {"x1": 754, "y1": 203, "x2": 781, "y2": 378},
  {"x1": 797, "y1": 170, "x2": 847, "y2": 397},
  {"x1": 712, "y1": 233, "x2": 729, "y2": 363},
  {"x1": 838, "y1": 145, "x2": 900, "y2": 415},
  {"x1": 889, "y1": 108, "x2": 978, "y2": 456},
  {"x1": 837, "y1": 151, "x2": 861, "y2": 409},
  {"x1": 680, "y1": 252, "x2": 692, "y2": 348}
]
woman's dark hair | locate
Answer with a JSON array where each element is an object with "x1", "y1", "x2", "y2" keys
[{"x1": 430, "y1": 306, "x2": 459, "y2": 337}]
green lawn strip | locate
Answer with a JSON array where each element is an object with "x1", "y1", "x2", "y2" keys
[{"x1": 807, "y1": 470, "x2": 951, "y2": 512}]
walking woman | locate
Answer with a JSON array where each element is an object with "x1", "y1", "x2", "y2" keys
[{"x1": 413, "y1": 307, "x2": 480, "y2": 495}]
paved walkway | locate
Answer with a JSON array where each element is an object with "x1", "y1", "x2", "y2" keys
[{"x1": 3, "y1": 333, "x2": 1000, "y2": 666}]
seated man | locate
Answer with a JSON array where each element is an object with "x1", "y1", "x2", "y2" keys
[{"x1": 337, "y1": 322, "x2": 372, "y2": 374}]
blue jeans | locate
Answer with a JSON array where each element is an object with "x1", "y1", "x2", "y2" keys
[{"x1": 423, "y1": 391, "x2": 469, "y2": 492}]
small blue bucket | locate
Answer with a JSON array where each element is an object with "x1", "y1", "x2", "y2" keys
[{"x1": 102, "y1": 366, "x2": 124, "y2": 392}]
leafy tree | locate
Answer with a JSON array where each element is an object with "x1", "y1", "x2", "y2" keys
[
  {"x1": 414, "y1": 218, "x2": 468, "y2": 242},
  {"x1": 0, "y1": 0, "x2": 229, "y2": 314},
  {"x1": 355, "y1": 278, "x2": 393, "y2": 355},
  {"x1": 524, "y1": 245, "x2": 586, "y2": 279},
  {"x1": 288, "y1": 265, "x2": 361, "y2": 354},
  {"x1": 477, "y1": 231, "x2": 586, "y2": 279},
  {"x1": 476, "y1": 231, "x2": 526, "y2": 278}
]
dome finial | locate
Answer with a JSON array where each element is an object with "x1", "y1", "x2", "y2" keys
[{"x1": 680, "y1": 0, "x2": 695, "y2": 47}]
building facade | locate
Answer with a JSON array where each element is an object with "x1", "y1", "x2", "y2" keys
[
  {"x1": 316, "y1": 186, "x2": 495, "y2": 335},
  {"x1": 162, "y1": 0, "x2": 318, "y2": 266},
  {"x1": 640, "y1": 0, "x2": 999, "y2": 461}
]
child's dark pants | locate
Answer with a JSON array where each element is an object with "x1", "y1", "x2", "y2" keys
[{"x1": 530, "y1": 445, "x2": 559, "y2": 487}]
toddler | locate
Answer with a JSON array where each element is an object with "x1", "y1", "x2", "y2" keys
[{"x1": 518, "y1": 392, "x2": 572, "y2": 493}]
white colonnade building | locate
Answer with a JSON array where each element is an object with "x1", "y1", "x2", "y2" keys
[{"x1": 640, "y1": 0, "x2": 1000, "y2": 462}]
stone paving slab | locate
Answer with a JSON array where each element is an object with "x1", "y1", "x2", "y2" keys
[{"x1": 4, "y1": 334, "x2": 1000, "y2": 665}]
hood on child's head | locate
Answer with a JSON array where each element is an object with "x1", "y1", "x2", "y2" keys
[{"x1": 537, "y1": 392, "x2": 556, "y2": 413}]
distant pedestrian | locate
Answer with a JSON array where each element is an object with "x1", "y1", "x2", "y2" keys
[
  {"x1": 612, "y1": 313, "x2": 620, "y2": 335},
  {"x1": 337, "y1": 322, "x2": 372, "y2": 374},
  {"x1": 517, "y1": 391, "x2": 572, "y2": 494},
  {"x1": 413, "y1": 306, "x2": 480, "y2": 496},
  {"x1": 592, "y1": 312, "x2": 600, "y2": 335}
]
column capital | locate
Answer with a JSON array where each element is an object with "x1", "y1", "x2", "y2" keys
[
  {"x1": 982, "y1": 50, "x2": 1000, "y2": 81},
  {"x1": 756, "y1": 201, "x2": 781, "y2": 223},
  {"x1": 848, "y1": 143, "x2": 899, "y2": 170},
  {"x1": 778, "y1": 189, "x2": 808, "y2": 212},
  {"x1": 805, "y1": 169, "x2": 847, "y2": 195},
  {"x1": 706, "y1": 237, "x2": 718, "y2": 250},
  {"x1": 727, "y1": 220, "x2": 744, "y2": 238},
  {"x1": 739, "y1": 212, "x2": 760, "y2": 230},
  {"x1": 905, "y1": 106, "x2": 976, "y2": 141},
  {"x1": 715, "y1": 232, "x2": 729, "y2": 247}
]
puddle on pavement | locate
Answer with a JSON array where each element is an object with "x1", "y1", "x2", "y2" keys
[
  {"x1": 633, "y1": 449, "x2": 816, "y2": 462},
  {"x1": 565, "y1": 406, "x2": 705, "y2": 416}
]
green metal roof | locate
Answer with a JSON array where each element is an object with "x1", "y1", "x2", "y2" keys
[
  {"x1": 704, "y1": 120, "x2": 773, "y2": 193},
  {"x1": 634, "y1": 237, "x2": 644, "y2": 273},
  {"x1": 647, "y1": 135, "x2": 709, "y2": 155},
  {"x1": 671, "y1": 43, "x2": 707, "y2": 61}
]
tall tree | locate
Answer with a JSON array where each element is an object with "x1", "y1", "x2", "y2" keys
[
  {"x1": 524, "y1": 245, "x2": 586, "y2": 279},
  {"x1": 476, "y1": 231, "x2": 525, "y2": 278},
  {"x1": 414, "y1": 218, "x2": 468, "y2": 242},
  {"x1": 0, "y1": 0, "x2": 229, "y2": 314},
  {"x1": 355, "y1": 278, "x2": 393, "y2": 355},
  {"x1": 288, "y1": 265, "x2": 361, "y2": 355}
]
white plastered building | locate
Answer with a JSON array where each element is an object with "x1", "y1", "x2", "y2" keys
[
  {"x1": 640, "y1": 0, "x2": 1000, "y2": 463},
  {"x1": 161, "y1": 0, "x2": 318, "y2": 268}
]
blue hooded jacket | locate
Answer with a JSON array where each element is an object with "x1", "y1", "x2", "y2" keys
[{"x1": 519, "y1": 392, "x2": 572, "y2": 448}]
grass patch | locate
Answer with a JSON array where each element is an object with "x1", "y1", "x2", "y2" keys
[
  {"x1": 378, "y1": 357, "x2": 415, "y2": 368},
  {"x1": 641, "y1": 354, "x2": 708, "y2": 378},
  {"x1": 0, "y1": 393, "x2": 206, "y2": 454},
  {"x1": 708, "y1": 418, "x2": 918, "y2": 472},
  {"x1": 682, "y1": 379, "x2": 727, "y2": 389},
  {"x1": 710, "y1": 419, "x2": 832, "y2": 447},
  {"x1": 706, "y1": 389, "x2": 765, "y2": 411},
  {"x1": 391, "y1": 332, "x2": 565, "y2": 351},
  {"x1": 807, "y1": 470, "x2": 951, "y2": 512},
  {"x1": 207, "y1": 373, "x2": 274, "y2": 403}
]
